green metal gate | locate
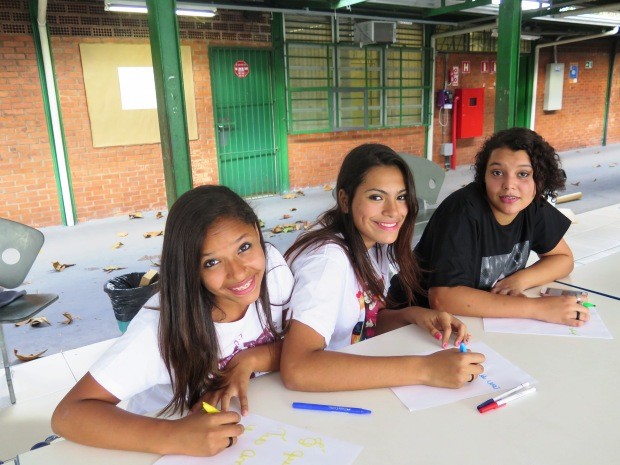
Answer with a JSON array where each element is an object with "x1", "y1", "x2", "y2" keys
[{"x1": 209, "y1": 47, "x2": 279, "y2": 197}]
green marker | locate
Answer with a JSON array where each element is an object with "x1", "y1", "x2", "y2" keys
[{"x1": 582, "y1": 302, "x2": 596, "y2": 308}]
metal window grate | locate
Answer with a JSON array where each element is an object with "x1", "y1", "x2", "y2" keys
[{"x1": 285, "y1": 14, "x2": 426, "y2": 134}]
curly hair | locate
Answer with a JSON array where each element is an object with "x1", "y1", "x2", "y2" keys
[{"x1": 473, "y1": 127, "x2": 566, "y2": 201}]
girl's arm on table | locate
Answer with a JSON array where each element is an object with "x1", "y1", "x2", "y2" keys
[
  {"x1": 280, "y1": 320, "x2": 484, "y2": 392},
  {"x1": 429, "y1": 278, "x2": 588, "y2": 327},
  {"x1": 490, "y1": 239, "x2": 574, "y2": 295},
  {"x1": 375, "y1": 306, "x2": 469, "y2": 348},
  {"x1": 52, "y1": 373, "x2": 243, "y2": 457},
  {"x1": 201, "y1": 341, "x2": 283, "y2": 415}
]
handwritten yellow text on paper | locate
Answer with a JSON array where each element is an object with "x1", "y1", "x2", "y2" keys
[{"x1": 154, "y1": 413, "x2": 363, "y2": 465}]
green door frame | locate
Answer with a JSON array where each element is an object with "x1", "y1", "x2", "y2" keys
[{"x1": 271, "y1": 13, "x2": 290, "y2": 192}]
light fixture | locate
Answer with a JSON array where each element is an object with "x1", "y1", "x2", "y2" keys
[
  {"x1": 491, "y1": 28, "x2": 541, "y2": 40},
  {"x1": 104, "y1": 0, "x2": 217, "y2": 18},
  {"x1": 491, "y1": 0, "x2": 550, "y2": 11}
]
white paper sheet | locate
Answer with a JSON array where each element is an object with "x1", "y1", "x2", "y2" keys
[
  {"x1": 117, "y1": 67, "x2": 157, "y2": 110},
  {"x1": 154, "y1": 413, "x2": 362, "y2": 465},
  {"x1": 391, "y1": 341, "x2": 536, "y2": 412},
  {"x1": 483, "y1": 307, "x2": 612, "y2": 339}
]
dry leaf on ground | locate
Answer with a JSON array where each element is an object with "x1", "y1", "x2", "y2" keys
[
  {"x1": 272, "y1": 222, "x2": 306, "y2": 234},
  {"x1": 112, "y1": 242, "x2": 124, "y2": 249},
  {"x1": 143, "y1": 231, "x2": 164, "y2": 238},
  {"x1": 14, "y1": 349, "x2": 47, "y2": 362},
  {"x1": 30, "y1": 317, "x2": 51, "y2": 327},
  {"x1": 103, "y1": 266, "x2": 126, "y2": 273},
  {"x1": 323, "y1": 185, "x2": 333, "y2": 191},
  {"x1": 117, "y1": 232, "x2": 128, "y2": 237},
  {"x1": 60, "y1": 312, "x2": 74, "y2": 325},
  {"x1": 156, "y1": 211, "x2": 163, "y2": 219},
  {"x1": 571, "y1": 182, "x2": 580, "y2": 186},
  {"x1": 15, "y1": 317, "x2": 51, "y2": 328},
  {"x1": 291, "y1": 208, "x2": 297, "y2": 211},
  {"x1": 259, "y1": 219, "x2": 265, "y2": 228},
  {"x1": 282, "y1": 193, "x2": 297, "y2": 199},
  {"x1": 129, "y1": 213, "x2": 143, "y2": 219},
  {"x1": 52, "y1": 261, "x2": 75, "y2": 272},
  {"x1": 282, "y1": 214, "x2": 291, "y2": 219}
]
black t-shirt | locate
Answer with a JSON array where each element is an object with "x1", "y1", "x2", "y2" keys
[{"x1": 389, "y1": 182, "x2": 572, "y2": 308}]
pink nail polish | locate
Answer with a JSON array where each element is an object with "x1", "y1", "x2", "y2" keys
[
  {"x1": 434, "y1": 333, "x2": 441, "y2": 340},
  {"x1": 442, "y1": 342, "x2": 448, "y2": 349}
]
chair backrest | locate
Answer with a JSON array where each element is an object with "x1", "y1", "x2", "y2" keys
[
  {"x1": 398, "y1": 153, "x2": 446, "y2": 206},
  {"x1": 0, "y1": 218, "x2": 44, "y2": 289}
]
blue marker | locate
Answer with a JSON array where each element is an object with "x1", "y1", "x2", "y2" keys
[
  {"x1": 459, "y1": 342, "x2": 467, "y2": 353},
  {"x1": 292, "y1": 402, "x2": 371, "y2": 415}
]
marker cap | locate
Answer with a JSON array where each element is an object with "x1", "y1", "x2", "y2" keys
[{"x1": 478, "y1": 402, "x2": 506, "y2": 413}]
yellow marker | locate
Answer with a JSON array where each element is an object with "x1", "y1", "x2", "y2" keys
[{"x1": 202, "y1": 402, "x2": 220, "y2": 414}]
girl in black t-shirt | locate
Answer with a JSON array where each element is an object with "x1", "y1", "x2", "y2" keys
[{"x1": 389, "y1": 127, "x2": 589, "y2": 327}]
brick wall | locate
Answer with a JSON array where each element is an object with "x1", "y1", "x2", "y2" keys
[
  {"x1": 535, "y1": 40, "x2": 613, "y2": 151},
  {"x1": 0, "y1": 34, "x2": 62, "y2": 226},
  {"x1": 2, "y1": 0, "x2": 619, "y2": 227},
  {"x1": 1, "y1": 0, "x2": 270, "y2": 227},
  {"x1": 288, "y1": 127, "x2": 427, "y2": 189}
]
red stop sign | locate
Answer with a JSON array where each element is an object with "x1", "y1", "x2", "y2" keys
[{"x1": 233, "y1": 60, "x2": 249, "y2": 78}]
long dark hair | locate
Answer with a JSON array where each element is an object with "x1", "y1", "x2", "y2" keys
[
  {"x1": 473, "y1": 127, "x2": 566, "y2": 201},
  {"x1": 157, "y1": 185, "x2": 281, "y2": 414},
  {"x1": 285, "y1": 144, "x2": 423, "y2": 308}
]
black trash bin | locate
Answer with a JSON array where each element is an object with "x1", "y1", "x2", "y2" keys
[{"x1": 103, "y1": 272, "x2": 158, "y2": 333}]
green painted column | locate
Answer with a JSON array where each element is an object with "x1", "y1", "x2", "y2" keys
[
  {"x1": 495, "y1": 0, "x2": 522, "y2": 132},
  {"x1": 423, "y1": 25, "x2": 435, "y2": 160},
  {"x1": 602, "y1": 38, "x2": 617, "y2": 146},
  {"x1": 271, "y1": 13, "x2": 290, "y2": 192},
  {"x1": 146, "y1": 0, "x2": 193, "y2": 207}
]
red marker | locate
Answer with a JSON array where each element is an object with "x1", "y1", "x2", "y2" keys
[{"x1": 478, "y1": 387, "x2": 537, "y2": 413}]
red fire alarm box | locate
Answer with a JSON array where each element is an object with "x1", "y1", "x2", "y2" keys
[{"x1": 455, "y1": 88, "x2": 484, "y2": 139}]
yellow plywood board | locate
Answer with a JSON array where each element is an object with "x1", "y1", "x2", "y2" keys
[{"x1": 80, "y1": 43, "x2": 198, "y2": 147}]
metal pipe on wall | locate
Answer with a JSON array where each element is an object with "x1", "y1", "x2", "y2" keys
[{"x1": 37, "y1": 0, "x2": 75, "y2": 226}]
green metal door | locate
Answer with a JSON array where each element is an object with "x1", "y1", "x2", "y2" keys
[{"x1": 209, "y1": 48, "x2": 278, "y2": 196}]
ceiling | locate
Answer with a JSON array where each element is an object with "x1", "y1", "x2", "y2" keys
[{"x1": 183, "y1": 0, "x2": 620, "y2": 37}]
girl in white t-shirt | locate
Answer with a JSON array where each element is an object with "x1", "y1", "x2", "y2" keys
[
  {"x1": 282, "y1": 144, "x2": 485, "y2": 391},
  {"x1": 52, "y1": 185, "x2": 293, "y2": 457}
]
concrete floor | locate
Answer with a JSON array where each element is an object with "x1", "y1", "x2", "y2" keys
[{"x1": 3, "y1": 143, "x2": 620, "y2": 364}]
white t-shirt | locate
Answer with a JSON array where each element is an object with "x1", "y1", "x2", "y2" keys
[
  {"x1": 288, "y1": 240, "x2": 390, "y2": 351},
  {"x1": 90, "y1": 243, "x2": 293, "y2": 414}
]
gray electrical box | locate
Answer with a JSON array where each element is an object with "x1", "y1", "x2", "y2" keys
[
  {"x1": 543, "y1": 63, "x2": 564, "y2": 111},
  {"x1": 440, "y1": 143, "x2": 453, "y2": 156},
  {"x1": 354, "y1": 21, "x2": 396, "y2": 44}
]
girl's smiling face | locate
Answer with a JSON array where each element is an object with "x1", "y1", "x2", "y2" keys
[
  {"x1": 200, "y1": 217, "x2": 265, "y2": 321},
  {"x1": 343, "y1": 165, "x2": 408, "y2": 249},
  {"x1": 484, "y1": 147, "x2": 536, "y2": 225}
]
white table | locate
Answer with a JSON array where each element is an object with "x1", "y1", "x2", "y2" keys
[
  {"x1": 557, "y1": 251, "x2": 620, "y2": 300},
  {"x1": 19, "y1": 293, "x2": 620, "y2": 465}
]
